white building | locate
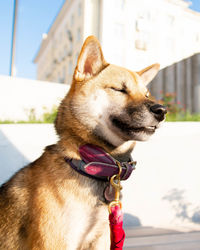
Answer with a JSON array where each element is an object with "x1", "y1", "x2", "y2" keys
[{"x1": 34, "y1": 0, "x2": 200, "y2": 84}]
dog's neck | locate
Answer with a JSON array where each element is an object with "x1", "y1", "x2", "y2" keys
[
  {"x1": 57, "y1": 128, "x2": 136, "y2": 162},
  {"x1": 109, "y1": 141, "x2": 136, "y2": 162}
]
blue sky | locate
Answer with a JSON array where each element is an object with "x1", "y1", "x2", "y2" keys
[
  {"x1": 0, "y1": 0, "x2": 199, "y2": 80},
  {"x1": 0, "y1": 0, "x2": 64, "y2": 79},
  {"x1": 190, "y1": 0, "x2": 200, "y2": 12}
]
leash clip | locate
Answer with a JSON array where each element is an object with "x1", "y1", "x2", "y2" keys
[{"x1": 108, "y1": 161, "x2": 123, "y2": 213}]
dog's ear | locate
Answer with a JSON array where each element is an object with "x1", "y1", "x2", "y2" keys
[
  {"x1": 137, "y1": 63, "x2": 160, "y2": 86},
  {"x1": 74, "y1": 36, "x2": 108, "y2": 81}
]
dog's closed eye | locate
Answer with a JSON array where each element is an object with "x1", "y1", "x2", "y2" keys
[{"x1": 110, "y1": 87, "x2": 127, "y2": 94}]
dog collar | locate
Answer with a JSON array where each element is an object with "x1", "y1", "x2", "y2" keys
[{"x1": 64, "y1": 144, "x2": 136, "y2": 181}]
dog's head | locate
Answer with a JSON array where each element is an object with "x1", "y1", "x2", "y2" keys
[{"x1": 55, "y1": 36, "x2": 167, "y2": 147}]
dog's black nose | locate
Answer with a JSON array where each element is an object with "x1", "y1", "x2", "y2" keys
[{"x1": 150, "y1": 104, "x2": 167, "y2": 121}]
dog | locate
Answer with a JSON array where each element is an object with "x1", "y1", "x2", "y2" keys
[{"x1": 0, "y1": 36, "x2": 166, "y2": 249}]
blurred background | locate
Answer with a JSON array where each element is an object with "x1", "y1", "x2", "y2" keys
[
  {"x1": 1, "y1": 0, "x2": 200, "y2": 118},
  {"x1": 0, "y1": 1, "x2": 200, "y2": 249}
]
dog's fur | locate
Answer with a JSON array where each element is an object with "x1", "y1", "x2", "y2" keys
[{"x1": 0, "y1": 36, "x2": 166, "y2": 249}]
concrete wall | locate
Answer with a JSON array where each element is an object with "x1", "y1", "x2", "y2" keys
[
  {"x1": 0, "y1": 123, "x2": 200, "y2": 232},
  {"x1": 0, "y1": 75, "x2": 69, "y2": 121}
]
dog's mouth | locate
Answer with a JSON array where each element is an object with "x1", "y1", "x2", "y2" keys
[
  {"x1": 137, "y1": 125, "x2": 157, "y2": 133},
  {"x1": 110, "y1": 117, "x2": 158, "y2": 139}
]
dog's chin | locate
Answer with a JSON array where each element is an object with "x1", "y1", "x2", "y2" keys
[{"x1": 127, "y1": 128, "x2": 156, "y2": 141}]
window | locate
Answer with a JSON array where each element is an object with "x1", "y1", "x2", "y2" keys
[
  {"x1": 113, "y1": 23, "x2": 124, "y2": 38},
  {"x1": 71, "y1": 14, "x2": 74, "y2": 26},
  {"x1": 77, "y1": 27, "x2": 81, "y2": 42},
  {"x1": 53, "y1": 39, "x2": 57, "y2": 49},
  {"x1": 57, "y1": 72, "x2": 60, "y2": 83},
  {"x1": 68, "y1": 42, "x2": 73, "y2": 56},
  {"x1": 68, "y1": 60, "x2": 72, "y2": 75},
  {"x1": 64, "y1": 46, "x2": 67, "y2": 57},
  {"x1": 58, "y1": 51, "x2": 62, "y2": 63},
  {"x1": 63, "y1": 66, "x2": 66, "y2": 78},
  {"x1": 196, "y1": 33, "x2": 200, "y2": 43},
  {"x1": 62, "y1": 66, "x2": 66, "y2": 83},
  {"x1": 135, "y1": 32, "x2": 149, "y2": 50},
  {"x1": 115, "y1": 0, "x2": 125, "y2": 10},
  {"x1": 136, "y1": 17, "x2": 148, "y2": 32},
  {"x1": 67, "y1": 30, "x2": 73, "y2": 42},
  {"x1": 78, "y1": 3, "x2": 82, "y2": 16},
  {"x1": 167, "y1": 15, "x2": 174, "y2": 26},
  {"x1": 60, "y1": 32, "x2": 63, "y2": 41}
]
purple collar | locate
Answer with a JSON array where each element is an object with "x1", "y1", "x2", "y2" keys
[{"x1": 65, "y1": 144, "x2": 136, "y2": 181}]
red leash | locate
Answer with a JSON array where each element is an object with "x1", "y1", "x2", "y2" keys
[
  {"x1": 108, "y1": 162, "x2": 125, "y2": 250},
  {"x1": 109, "y1": 205, "x2": 125, "y2": 249}
]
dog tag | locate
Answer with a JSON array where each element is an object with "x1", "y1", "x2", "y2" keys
[{"x1": 104, "y1": 185, "x2": 115, "y2": 202}]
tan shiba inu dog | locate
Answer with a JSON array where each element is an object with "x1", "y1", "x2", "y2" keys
[{"x1": 0, "y1": 36, "x2": 166, "y2": 249}]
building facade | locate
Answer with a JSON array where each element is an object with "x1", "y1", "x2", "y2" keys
[{"x1": 34, "y1": 0, "x2": 200, "y2": 85}]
